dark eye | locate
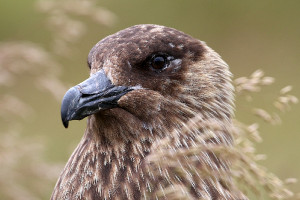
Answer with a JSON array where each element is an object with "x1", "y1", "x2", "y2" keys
[{"x1": 151, "y1": 55, "x2": 168, "y2": 70}]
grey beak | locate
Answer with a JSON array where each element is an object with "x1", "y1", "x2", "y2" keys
[{"x1": 61, "y1": 69, "x2": 133, "y2": 128}]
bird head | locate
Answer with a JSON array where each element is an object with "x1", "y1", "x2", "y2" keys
[{"x1": 61, "y1": 24, "x2": 233, "y2": 143}]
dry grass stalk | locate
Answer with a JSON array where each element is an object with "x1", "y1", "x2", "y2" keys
[
  {"x1": 232, "y1": 71, "x2": 298, "y2": 199},
  {"x1": 274, "y1": 86, "x2": 298, "y2": 112},
  {"x1": 231, "y1": 121, "x2": 296, "y2": 199},
  {"x1": 252, "y1": 84, "x2": 298, "y2": 125},
  {"x1": 143, "y1": 70, "x2": 298, "y2": 199},
  {"x1": 235, "y1": 69, "x2": 274, "y2": 96}
]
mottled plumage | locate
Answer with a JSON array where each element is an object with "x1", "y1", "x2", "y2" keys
[{"x1": 52, "y1": 24, "x2": 246, "y2": 200}]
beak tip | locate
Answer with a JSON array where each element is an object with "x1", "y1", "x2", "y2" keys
[
  {"x1": 63, "y1": 120, "x2": 69, "y2": 128},
  {"x1": 61, "y1": 87, "x2": 80, "y2": 129}
]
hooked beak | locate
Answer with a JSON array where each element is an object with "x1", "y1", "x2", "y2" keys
[{"x1": 61, "y1": 69, "x2": 134, "y2": 128}]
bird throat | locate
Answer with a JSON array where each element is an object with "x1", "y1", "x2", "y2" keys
[{"x1": 52, "y1": 108, "x2": 170, "y2": 199}]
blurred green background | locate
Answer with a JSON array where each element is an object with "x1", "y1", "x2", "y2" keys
[{"x1": 0, "y1": 0, "x2": 299, "y2": 199}]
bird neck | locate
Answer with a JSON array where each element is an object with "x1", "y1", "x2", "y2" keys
[
  {"x1": 52, "y1": 108, "x2": 234, "y2": 199},
  {"x1": 84, "y1": 110, "x2": 156, "y2": 166},
  {"x1": 51, "y1": 114, "x2": 154, "y2": 199}
]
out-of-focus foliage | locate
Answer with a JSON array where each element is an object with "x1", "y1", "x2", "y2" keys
[
  {"x1": 0, "y1": 0, "x2": 116, "y2": 199},
  {"x1": 0, "y1": 42, "x2": 65, "y2": 101},
  {"x1": 36, "y1": 0, "x2": 116, "y2": 55},
  {"x1": 0, "y1": 129, "x2": 62, "y2": 200}
]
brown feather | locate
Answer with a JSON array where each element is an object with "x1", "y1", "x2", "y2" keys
[{"x1": 51, "y1": 24, "x2": 247, "y2": 200}]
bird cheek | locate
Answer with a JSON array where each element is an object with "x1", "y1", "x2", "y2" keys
[{"x1": 118, "y1": 90, "x2": 163, "y2": 119}]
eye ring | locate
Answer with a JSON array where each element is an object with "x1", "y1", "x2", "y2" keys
[{"x1": 150, "y1": 54, "x2": 169, "y2": 71}]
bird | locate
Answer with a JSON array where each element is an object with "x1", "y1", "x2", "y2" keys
[{"x1": 51, "y1": 24, "x2": 247, "y2": 200}]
